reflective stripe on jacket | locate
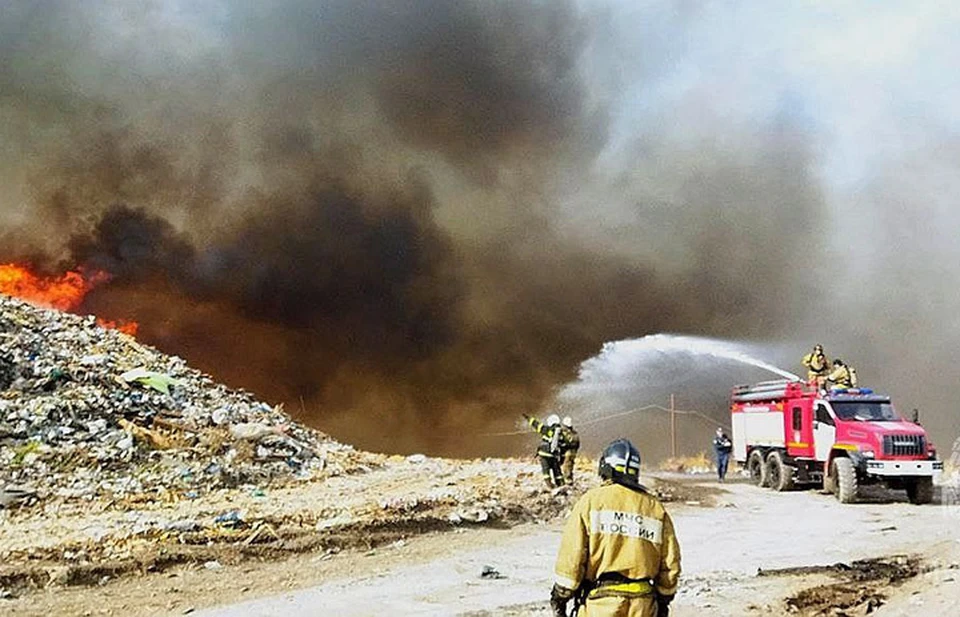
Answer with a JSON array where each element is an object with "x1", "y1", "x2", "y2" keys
[
  {"x1": 528, "y1": 417, "x2": 560, "y2": 457},
  {"x1": 554, "y1": 482, "x2": 681, "y2": 598}
]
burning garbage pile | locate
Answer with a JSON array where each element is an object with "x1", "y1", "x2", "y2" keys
[{"x1": 0, "y1": 293, "x2": 373, "y2": 510}]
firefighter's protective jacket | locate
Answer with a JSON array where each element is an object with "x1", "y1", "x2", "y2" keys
[
  {"x1": 827, "y1": 364, "x2": 853, "y2": 388},
  {"x1": 554, "y1": 482, "x2": 681, "y2": 601},
  {"x1": 528, "y1": 417, "x2": 561, "y2": 458},
  {"x1": 802, "y1": 351, "x2": 829, "y2": 376},
  {"x1": 561, "y1": 426, "x2": 581, "y2": 453}
]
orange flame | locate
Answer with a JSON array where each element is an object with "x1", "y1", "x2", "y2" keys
[
  {"x1": 95, "y1": 318, "x2": 140, "y2": 336},
  {"x1": 0, "y1": 263, "x2": 139, "y2": 335}
]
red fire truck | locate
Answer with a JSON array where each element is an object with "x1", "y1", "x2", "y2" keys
[{"x1": 731, "y1": 380, "x2": 942, "y2": 504}]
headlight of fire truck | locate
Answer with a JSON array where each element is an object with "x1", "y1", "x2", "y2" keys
[
  {"x1": 927, "y1": 442, "x2": 937, "y2": 459},
  {"x1": 861, "y1": 449, "x2": 875, "y2": 458}
]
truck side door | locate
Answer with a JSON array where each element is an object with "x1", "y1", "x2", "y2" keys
[
  {"x1": 813, "y1": 401, "x2": 836, "y2": 462},
  {"x1": 786, "y1": 400, "x2": 815, "y2": 459}
]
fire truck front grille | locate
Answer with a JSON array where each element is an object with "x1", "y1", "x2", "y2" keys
[{"x1": 882, "y1": 434, "x2": 925, "y2": 457}]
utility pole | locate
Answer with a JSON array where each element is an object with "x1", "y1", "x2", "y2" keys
[{"x1": 670, "y1": 393, "x2": 677, "y2": 458}]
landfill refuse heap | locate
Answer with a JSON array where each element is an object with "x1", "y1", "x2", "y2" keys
[{"x1": 0, "y1": 294, "x2": 368, "y2": 509}]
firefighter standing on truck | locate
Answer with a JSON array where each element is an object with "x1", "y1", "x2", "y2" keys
[
  {"x1": 524, "y1": 413, "x2": 564, "y2": 488},
  {"x1": 826, "y1": 358, "x2": 856, "y2": 389},
  {"x1": 560, "y1": 416, "x2": 580, "y2": 485},
  {"x1": 550, "y1": 439, "x2": 681, "y2": 617},
  {"x1": 801, "y1": 344, "x2": 830, "y2": 385}
]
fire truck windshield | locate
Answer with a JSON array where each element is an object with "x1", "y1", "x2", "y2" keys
[{"x1": 831, "y1": 401, "x2": 899, "y2": 422}]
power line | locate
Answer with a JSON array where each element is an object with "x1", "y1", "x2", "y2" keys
[{"x1": 480, "y1": 399, "x2": 730, "y2": 437}]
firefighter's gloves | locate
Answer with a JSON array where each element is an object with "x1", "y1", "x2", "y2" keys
[
  {"x1": 550, "y1": 583, "x2": 575, "y2": 617},
  {"x1": 656, "y1": 593, "x2": 674, "y2": 617}
]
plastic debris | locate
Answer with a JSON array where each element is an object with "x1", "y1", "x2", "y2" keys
[
  {"x1": 0, "y1": 294, "x2": 359, "y2": 510},
  {"x1": 480, "y1": 565, "x2": 506, "y2": 579},
  {"x1": 214, "y1": 510, "x2": 245, "y2": 528},
  {"x1": 119, "y1": 367, "x2": 181, "y2": 395},
  {"x1": 0, "y1": 485, "x2": 36, "y2": 509}
]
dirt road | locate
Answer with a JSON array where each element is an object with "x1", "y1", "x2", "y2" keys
[{"x1": 191, "y1": 479, "x2": 958, "y2": 616}]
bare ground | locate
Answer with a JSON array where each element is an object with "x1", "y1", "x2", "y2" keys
[{"x1": 2, "y1": 465, "x2": 957, "y2": 616}]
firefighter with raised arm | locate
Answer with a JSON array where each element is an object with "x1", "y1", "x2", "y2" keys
[
  {"x1": 524, "y1": 413, "x2": 564, "y2": 488},
  {"x1": 550, "y1": 439, "x2": 681, "y2": 617},
  {"x1": 559, "y1": 416, "x2": 581, "y2": 485},
  {"x1": 801, "y1": 344, "x2": 830, "y2": 386}
]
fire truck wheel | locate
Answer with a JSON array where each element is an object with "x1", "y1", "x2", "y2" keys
[
  {"x1": 766, "y1": 450, "x2": 795, "y2": 492},
  {"x1": 906, "y1": 477, "x2": 934, "y2": 505},
  {"x1": 832, "y1": 457, "x2": 858, "y2": 503},
  {"x1": 822, "y1": 467, "x2": 837, "y2": 494},
  {"x1": 748, "y1": 450, "x2": 769, "y2": 487}
]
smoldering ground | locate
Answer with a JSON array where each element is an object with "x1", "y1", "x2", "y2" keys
[{"x1": 1, "y1": 1, "x2": 957, "y2": 456}]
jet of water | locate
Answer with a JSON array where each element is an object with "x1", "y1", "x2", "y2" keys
[
  {"x1": 555, "y1": 333, "x2": 799, "y2": 419},
  {"x1": 550, "y1": 333, "x2": 799, "y2": 459},
  {"x1": 576, "y1": 333, "x2": 799, "y2": 384}
]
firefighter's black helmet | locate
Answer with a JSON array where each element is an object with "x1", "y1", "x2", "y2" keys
[{"x1": 598, "y1": 438, "x2": 642, "y2": 487}]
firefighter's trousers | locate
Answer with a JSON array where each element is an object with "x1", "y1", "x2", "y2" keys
[
  {"x1": 561, "y1": 450, "x2": 577, "y2": 484},
  {"x1": 538, "y1": 453, "x2": 563, "y2": 487},
  {"x1": 581, "y1": 595, "x2": 657, "y2": 617}
]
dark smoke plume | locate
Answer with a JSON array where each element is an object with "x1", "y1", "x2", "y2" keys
[{"x1": 5, "y1": 1, "x2": 953, "y2": 458}]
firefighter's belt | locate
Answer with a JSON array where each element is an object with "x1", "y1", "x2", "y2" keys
[{"x1": 588, "y1": 579, "x2": 655, "y2": 599}]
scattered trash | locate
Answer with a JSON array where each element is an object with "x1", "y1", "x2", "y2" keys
[
  {"x1": 214, "y1": 510, "x2": 245, "y2": 529},
  {"x1": 242, "y1": 521, "x2": 281, "y2": 545},
  {"x1": 455, "y1": 508, "x2": 489, "y2": 523},
  {"x1": 165, "y1": 519, "x2": 202, "y2": 533},
  {"x1": 229, "y1": 423, "x2": 279, "y2": 442},
  {"x1": 0, "y1": 485, "x2": 37, "y2": 509},
  {"x1": 316, "y1": 514, "x2": 356, "y2": 531},
  {"x1": 480, "y1": 565, "x2": 506, "y2": 580},
  {"x1": 119, "y1": 367, "x2": 182, "y2": 395}
]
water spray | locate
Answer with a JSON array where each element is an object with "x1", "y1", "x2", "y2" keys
[
  {"x1": 552, "y1": 333, "x2": 798, "y2": 436},
  {"x1": 489, "y1": 334, "x2": 798, "y2": 439},
  {"x1": 570, "y1": 334, "x2": 800, "y2": 387}
]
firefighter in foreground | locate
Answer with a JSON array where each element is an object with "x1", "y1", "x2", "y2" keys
[
  {"x1": 560, "y1": 416, "x2": 581, "y2": 485},
  {"x1": 524, "y1": 413, "x2": 564, "y2": 488},
  {"x1": 550, "y1": 439, "x2": 681, "y2": 617},
  {"x1": 801, "y1": 343, "x2": 829, "y2": 385}
]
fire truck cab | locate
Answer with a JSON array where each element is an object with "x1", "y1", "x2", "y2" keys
[{"x1": 731, "y1": 380, "x2": 941, "y2": 504}]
